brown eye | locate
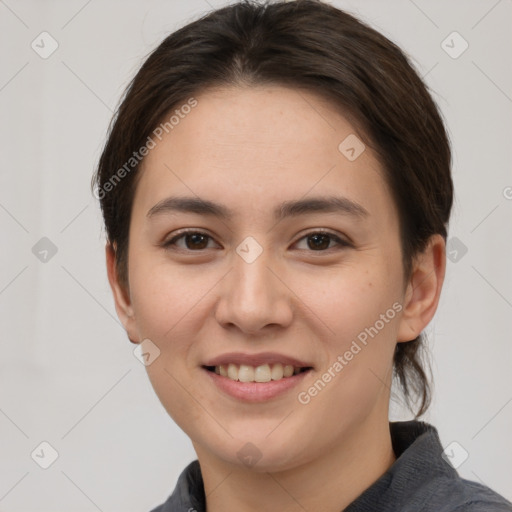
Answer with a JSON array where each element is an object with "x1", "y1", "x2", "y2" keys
[
  {"x1": 295, "y1": 231, "x2": 350, "y2": 252},
  {"x1": 183, "y1": 233, "x2": 209, "y2": 250},
  {"x1": 307, "y1": 233, "x2": 331, "y2": 250},
  {"x1": 164, "y1": 231, "x2": 216, "y2": 251}
]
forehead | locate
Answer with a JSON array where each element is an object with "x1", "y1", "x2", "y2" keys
[
  {"x1": 152, "y1": 85, "x2": 365, "y2": 171},
  {"x1": 133, "y1": 85, "x2": 395, "y2": 225}
]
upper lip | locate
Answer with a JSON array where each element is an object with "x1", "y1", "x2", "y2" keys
[{"x1": 203, "y1": 352, "x2": 313, "y2": 368}]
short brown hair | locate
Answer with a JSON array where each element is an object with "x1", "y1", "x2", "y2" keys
[{"x1": 92, "y1": 0, "x2": 453, "y2": 416}]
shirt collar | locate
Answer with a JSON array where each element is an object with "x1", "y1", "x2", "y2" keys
[
  {"x1": 154, "y1": 420, "x2": 456, "y2": 512},
  {"x1": 344, "y1": 420, "x2": 458, "y2": 511}
]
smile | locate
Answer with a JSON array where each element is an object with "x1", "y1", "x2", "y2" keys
[
  {"x1": 202, "y1": 353, "x2": 314, "y2": 402},
  {"x1": 204, "y1": 363, "x2": 310, "y2": 383}
]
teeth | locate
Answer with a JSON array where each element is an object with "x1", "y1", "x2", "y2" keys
[
  {"x1": 254, "y1": 364, "x2": 271, "y2": 382},
  {"x1": 271, "y1": 364, "x2": 284, "y2": 380},
  {"x1": 214, "y1": 363, "x2": 305, "y2": 382},
  {"x1": 227, "y1": 363, "x2": 238, "y2": 380},
  {"x1": 238, "y1": 365, "x2": 254, "y2": 382},
  {"x1": 284, "y1": 365, "x2": 294, "y2": 377}
]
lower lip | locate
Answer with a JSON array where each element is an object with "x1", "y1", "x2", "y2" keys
[{"x1": 203, "y1": 368, "x2": 311, "y2": 402}]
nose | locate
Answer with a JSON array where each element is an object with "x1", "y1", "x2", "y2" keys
[{"x1": 214, "y1": 246, "x2": 293, "y2": 335}]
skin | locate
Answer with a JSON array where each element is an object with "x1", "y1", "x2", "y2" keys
[{"x1": 107, "y1": 85, "x2": 446, "y2": 512}]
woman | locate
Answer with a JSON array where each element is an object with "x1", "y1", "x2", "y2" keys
[{"x1": 93, "y1": 1, "x2": 512, "y2": 510}]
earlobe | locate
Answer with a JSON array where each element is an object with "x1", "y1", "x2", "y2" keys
[
  {"x1": 397, "y1": 235, "x2": 446, "y2": 342},
  {"x1": 105, "y1": 243, "x2": 140, "y2": 344}
]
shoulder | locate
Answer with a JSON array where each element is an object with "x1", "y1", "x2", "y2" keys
[
  {"x1": 148, "y1": 460, "x2": 205, "y2": 512},
  {"x1": 404, "y1": 467, "x2": 512, "y2": 512},
  {"x1": 377, "y1": 421, "x2": 512, "y2": 512}
]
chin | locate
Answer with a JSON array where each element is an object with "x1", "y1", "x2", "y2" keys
[{"x1": 197, "y1": 429, "x2": 311, "y2": 473}]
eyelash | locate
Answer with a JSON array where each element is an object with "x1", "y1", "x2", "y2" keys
[{"x1": 162, "y1": 229, "x2": 352, "y2": 253}]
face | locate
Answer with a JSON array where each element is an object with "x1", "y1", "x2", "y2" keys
[{"x1": 112, "y1": 85, "x2": 419, "y2": 471}]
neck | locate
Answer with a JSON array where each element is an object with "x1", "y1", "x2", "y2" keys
[{"x1": 195, "y1": 415, "x2": 396, "y2": 512}]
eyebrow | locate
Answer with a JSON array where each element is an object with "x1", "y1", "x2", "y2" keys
[{"x1": 147, "y1": 195, "x2": 369, "y2": 221}]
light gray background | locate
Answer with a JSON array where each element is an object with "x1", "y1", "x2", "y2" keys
[{"x1": 1, "y1": 0, "x2": 511, "y2": 510}]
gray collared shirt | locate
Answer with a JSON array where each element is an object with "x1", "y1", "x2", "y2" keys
[{"x1": 150, "y1": 421, "x2": 512, "y2": 511}]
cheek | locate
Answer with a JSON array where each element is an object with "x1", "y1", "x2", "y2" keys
[
  {"x1": 128, "y1": 260, "x2": 214, "y2": 430},
  {"x1": 302, "y1": 261, "x2": 403, "y2": 405},
  {"x1": 306, "y1": 262, "x2": 403, "y2": 350},
  {"x1": 298, "y1": 277, "x2": 401, "y2": 440},
  {"x1": 129, "y1": 253, "x2": 206, "y2": 335}
]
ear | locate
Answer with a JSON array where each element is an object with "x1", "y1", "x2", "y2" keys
[
  {"x1": 397, "y1": 234, "x2": 446, "y2": 342},
  {"x1": 105, "y1": 243, "x2": 140, "y2": 344}
]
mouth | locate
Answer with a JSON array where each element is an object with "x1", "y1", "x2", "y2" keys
[
  {"x1": 203, "y1": 363, "x2": 312, "y2": 383},
  {"x1": 201, "y1": 352, "x2": 314, "y2": 402}
]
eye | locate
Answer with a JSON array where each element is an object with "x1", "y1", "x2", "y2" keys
[
  {"x1": 163, "y1": 229, "x2": 351, "y2": 253},
  {"x1": 163, "y1": 230, "x2": 218, "y2": 251},
  {"x1": 294, "y1": 230, "x2": 351, "y2": 251}
]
